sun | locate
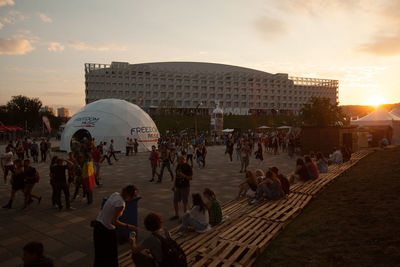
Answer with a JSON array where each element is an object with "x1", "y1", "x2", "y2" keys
[{"x1": 365, "y1": 95, "x2": 387, "y2": 107}]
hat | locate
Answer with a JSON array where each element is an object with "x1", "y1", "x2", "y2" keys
[{"x1": 269, "y1": 167, "x2": 279, "y2": 174}]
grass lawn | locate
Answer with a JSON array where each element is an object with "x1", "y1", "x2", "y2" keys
[{"x1": 253, "y1": 146, "x2": 400, "y2": 266}]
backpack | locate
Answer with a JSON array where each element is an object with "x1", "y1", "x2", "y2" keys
[{"x1": 153, "y1": 232, "x2": 187, "y2": 267}]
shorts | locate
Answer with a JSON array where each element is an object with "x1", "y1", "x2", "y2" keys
[
  {"x1": 4, "y1": 165, "x2": 14, "y2": 177},
  {"x1": 173, "y1": 187, "x2": 190, "y2": 204},
  {"x1": 24, "y1": 183, "x2": 35, "y2": 196},
  {"x1": 12, "y1": 181, "x2": 24, "y2": 191}
]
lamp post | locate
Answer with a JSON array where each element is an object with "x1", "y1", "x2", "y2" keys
[{"x1": 194, "y1": 102, "x2": 203, "y2": 138}]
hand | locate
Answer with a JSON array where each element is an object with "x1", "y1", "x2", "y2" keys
[{"x1": 128, "y1": 224, "x2": 138, "y2": 231}]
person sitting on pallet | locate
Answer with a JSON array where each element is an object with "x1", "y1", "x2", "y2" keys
[
  {"x1": 289, "y1": 158, "x2": 311, "y2": 184},
  {"x1": 131, "y1": 212, "x2": 187, "y2": 267},
  {"x1": 203, "y1": 188, "x2": 222, "y2": 226},
  {"x1": 328, "y1": 147, "x2": 343, "y2": 165},
  {"x1": 251, "y1": 171, "x2": 285, "y2": 204},
  {"x1": 255, "y1": 169, "x2": 265, "y2": 184},
  {"x1": 237, "y1": 170, "x2": 259, "y2": 200},
  {"x1": 305, "y1": 155, "x2": 319, "y2": 180},
  {"x1": 316, "y1": 152, "x2": 328, "y2": 173},
  {"x1": 177, "y1": 193, "x2": 209, "y2": 233},
  {"x1": 269, "y1": 167, "x2": 290, "y2": 196}
]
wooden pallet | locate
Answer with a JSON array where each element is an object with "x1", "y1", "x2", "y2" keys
[
  {"x1": 247, "y1": 193, "x2": 312, "y2": 221},
  {"x1": 192, "y1": 240, "x2": 259, "y2": 267},
  {"x1": 118, "y1": 250, "x2": 133, "y2": 267},
  {"x1": 219, "y1": 217, "x2": 286, "y2": 251}
]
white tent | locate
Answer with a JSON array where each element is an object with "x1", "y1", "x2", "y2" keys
[
  {"x1": 351, "y1": 108, "x2": 400, "y2": 145},
  {"x1": 222, "y1": 128, "x2": 234, "y2": 133},
  {"x1": 390, "y1": 107, "x2": 400, "y2": 118},
  {"x1": 60, "y1": 99, "x2": 159, "y2": 152},
  {"x1": 277, "y1": 126, "x2": 291, "y2": 129},
  {"x1": 350, "y1": 108, "x2": 400, "y2": 127}
]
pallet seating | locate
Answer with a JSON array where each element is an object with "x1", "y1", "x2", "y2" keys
[{"x1": 118, "y1": 149, "x2": 373, "y2": 266}]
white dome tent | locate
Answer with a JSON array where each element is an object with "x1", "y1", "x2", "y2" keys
[{"x1": 60, "y1": 99, "x2": 159, "y2": 152}]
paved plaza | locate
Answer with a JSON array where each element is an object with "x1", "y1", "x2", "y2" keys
[{"x1": 0, "y1": 144, "x2": 296, "y2": 266}]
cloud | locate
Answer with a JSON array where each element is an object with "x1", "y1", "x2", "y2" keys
[
  {"x1": 0, "y1": 0, "x2": 14, "y2": 7},
  {"x1": 357, "y1": 33, "x2": 400, "y2": 56},
  {"x1": 68, "y1": 41, "x2": 127, "y2": 51},
  {"x1": 48, "y1": 42, "x2": 64, "y2": 52},
  {"x1": 38, "y1": 13, "x2": 52, "y2": 23},
  {"x1": 355, "y1": 1, "x2": 400, "y2": 56},
  {"x1": 0, "y1": 37, "x2": 35, "y2": 55},
  {"x1": 254, "y1": 15, "x2": 287, "y2": 40},
  {"x1": 0, "y1": 10, "x2": 26, "y2": 26}
]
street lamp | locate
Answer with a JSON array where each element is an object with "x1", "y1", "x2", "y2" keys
[{"x1": 194, "y1": 102, "x2": 203, "y2": 138}]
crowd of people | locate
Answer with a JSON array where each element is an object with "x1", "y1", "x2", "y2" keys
[{"x1": 1, "y1": 131, "x2": 353, "y2": 267}]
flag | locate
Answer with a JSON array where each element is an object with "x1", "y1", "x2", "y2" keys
[
  {"x1": 42, "y1": 116, "x2": 51, "y2": 133},
  {"x1": 82, "y1": 160, "x2": 96, "y2": 192}
]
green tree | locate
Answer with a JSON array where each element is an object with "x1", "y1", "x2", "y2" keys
[
  {"x1": 300, "y1": 97, "x2": 345, "y2": 127},
  {"x1": 6, "y1": 95, "x2": 42, "y2": 129}
]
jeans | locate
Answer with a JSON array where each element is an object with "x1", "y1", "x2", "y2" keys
[
  {"x1": 196, "y1": 156, "x2": 203, "y2": 167},
  {"x1": 177, "y1": 213, "x2": 207, "y2": 232},
  {"x1": 53, "y1": 183, "x2": 70, "y2": 209},
  {"x1": 158, "y1": 161, "x2": 173, "y2": 181}
]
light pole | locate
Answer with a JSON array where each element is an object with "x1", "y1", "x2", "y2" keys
[{"x1": 194, "y1": 102, "x2": 203, "y2": 138}]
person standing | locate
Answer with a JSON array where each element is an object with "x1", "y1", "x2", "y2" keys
[
  {"x1": 46, "y1": 139, "x2": 52, "y2": 159},
  {"x1": 240, "y1": 141, "x2": 250, "y2": 173},
  {"x1": 51, "y1": 158, "x2": 73, "y2": 210},
  {"x1": 40, "y1": 139, "x2": 48, "y2": 163},
  {"x1": 92, "y1": 146, "x2": 102, "y2": 186},
  {"x1": 23, "y1": 138, "x2": 30, "y2": 159},
  {"x1": 92, "y1": 185, "x2": 138, "y2": 267},
  {"x1": 149, "y1": 145, "x2": 160, "y2": 182},
  {"x1": 157, "y1": 144, "x2": 174, "y2": 183},
  {"x1": 125, "y1": 137, "x2": 130, "y2": 156},
  {"x1": 23, "y1": 159, "x2": 41, "y2": 209},
  {"x1": 16, "y1": 142, "x2": 25, "y2": 160},
  {"x1": 2, "y1": 159, "x2": 25, "y2": 209},
  {"x1": 101, "y1": 142, "x2": 112, "y2": 165},
  {"x1": 133, "y1": 139, "x2": 139, "y2": 155},
  {"x1": 30, "y1": 140, "x2": 39, "y2": 163},
  {"x1": 227, "y1": 139, "x2": 234, "y2": 162},
  {"x1": 170, "y1": 156, "x2": 193, "y2": 220},
  {"x1": 186, "y1": 144, "x2": 194, "y2": 167},
  {"x1": 109, "y1": 140, "x2": 118, "y2": 162},
  {"x1": 201, "y1": 143, "x2": 207, "y2": 167},
  {"x1": 1, "y1": 147, "x2": 14, "y2": 184}
]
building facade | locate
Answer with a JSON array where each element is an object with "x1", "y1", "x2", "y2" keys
[
  {"x1": 85, "y1": 62, "x2": 338, "y2": 115},
  {"x1": 57, "y1": 107, "x2": 70, "y2": 118},
  {"x1": 40, "y1": 106, "x2": 56, "y2": 116}
]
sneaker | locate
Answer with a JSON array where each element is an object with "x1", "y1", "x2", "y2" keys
[
  {"x1": 170, "y1": 215, "x2": 179, "y2": 221},
  {"x1": 149, "y1": 179, "x2": 154, "y2": 182}
]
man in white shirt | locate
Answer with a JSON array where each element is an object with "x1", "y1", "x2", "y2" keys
[
  {"x1": 328, "y1": 147, "x2": 343, "y2": 164},
  {"x1": 1, "y1": 147, "x2": 14, "y2": 184},
  {"x1": 92, "y1": 185, "x2": 138, "y2": 267}
]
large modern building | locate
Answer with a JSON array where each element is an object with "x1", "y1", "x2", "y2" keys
[{"x1": 85, "y1": 62, "x2": 338, "y2": 115}]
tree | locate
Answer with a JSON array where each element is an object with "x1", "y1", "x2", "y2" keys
[
  {"x1": 300, "y1": 97, "x2": 345, "y2": 127},
  {"x1": 6, "y1": 95, "x2": 42, "y2": 129}
]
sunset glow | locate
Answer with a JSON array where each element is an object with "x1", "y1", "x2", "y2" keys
[{"x1": 365, "y1": 95, "x2": 387, "y2": 107}]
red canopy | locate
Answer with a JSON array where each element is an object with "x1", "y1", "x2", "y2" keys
[{"x1": 0, "y1": 126, "x2": 24, "y2": 131}]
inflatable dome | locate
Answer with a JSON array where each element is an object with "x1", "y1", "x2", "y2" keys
[{"x1": 60, "y1": 99, "x2": 159, "y2": 152}]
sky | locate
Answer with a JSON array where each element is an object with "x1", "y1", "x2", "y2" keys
[{"x1": 0, "y1": 0, "x2": 400, "y2": 115}]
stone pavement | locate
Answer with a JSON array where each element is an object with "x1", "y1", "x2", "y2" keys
[{"x1": 0, "y1": 145, "x2": 296, "y2": 266}]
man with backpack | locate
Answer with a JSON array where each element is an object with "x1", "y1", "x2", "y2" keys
[{"x1": 130, "y1": 212, "x2": 186, "y2": 267}]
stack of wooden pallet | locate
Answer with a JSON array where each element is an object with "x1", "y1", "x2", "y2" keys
[{"x1": 118, "y1": 149, "x2": 372, "y2": 266}]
